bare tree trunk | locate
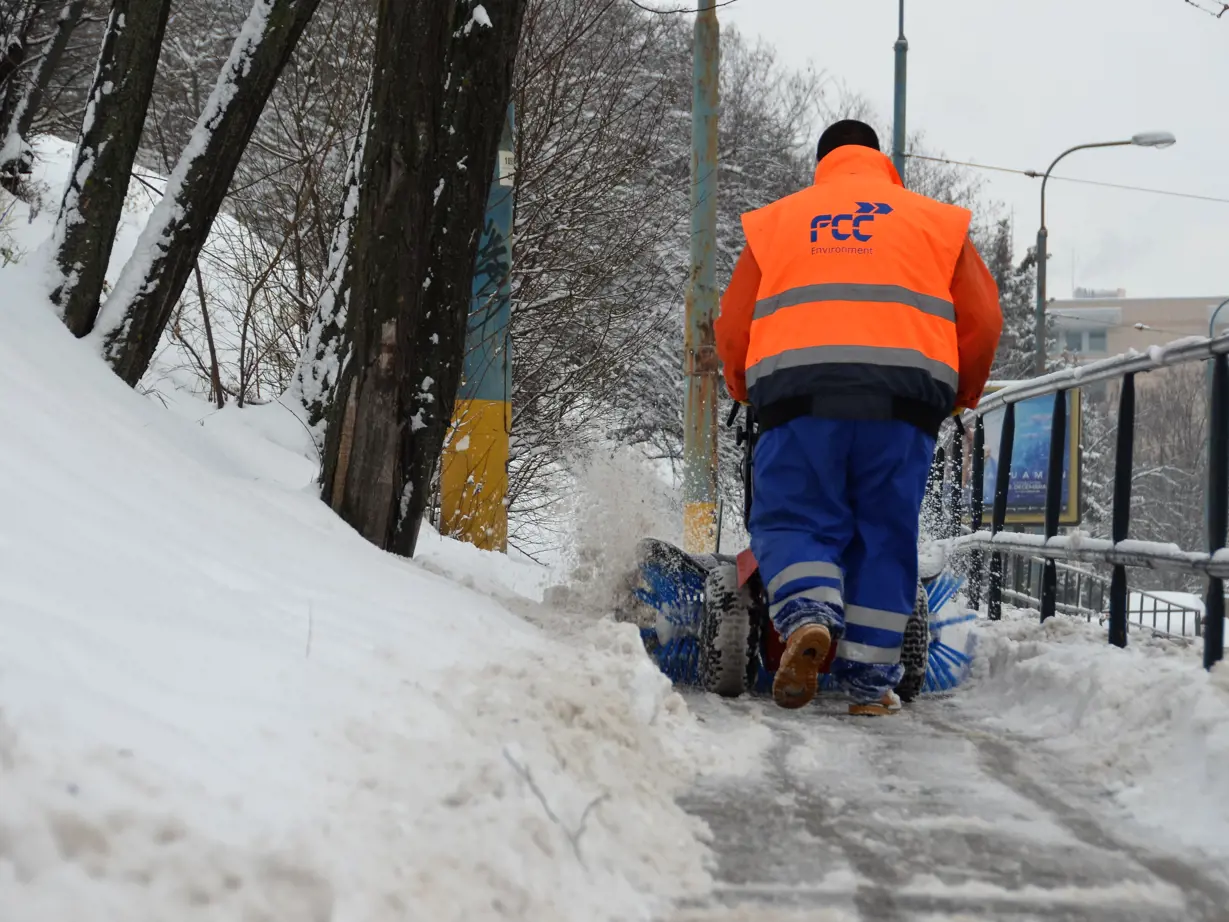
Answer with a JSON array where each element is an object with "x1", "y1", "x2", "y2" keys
[
  {"x1": 290, "y1": 85, "x2": 369, "y2": 445},
  {"x1": 94, "y1": 0, "x2": 322, "y2": 385},
  {"x1": 50, "y1": 0, "x2": 172, "y2": 335},
  {"x1": 318, "y1": 0, "x2": 527, "y2": 557},
  {"x1": 0, "y1": 0, "x2": 87, "y2": 185}
]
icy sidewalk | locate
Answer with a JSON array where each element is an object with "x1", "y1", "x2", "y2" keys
[
  {"x1": 674, "y1": 686, "x2": 1229, "y2": 922},
  {"x1": 0, "y1": 269, "x2": 710, "y2": 921},
  {"x1": 670, "y1": 606, "x2": 1229, "y2": 922}
]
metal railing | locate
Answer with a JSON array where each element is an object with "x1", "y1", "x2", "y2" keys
[
  {"x1": 998, "y1": 556, "x2": 1204, "y2": 638},
  {"x1": 944, "y1": 333, "x2": 1229, "y2": 669}
]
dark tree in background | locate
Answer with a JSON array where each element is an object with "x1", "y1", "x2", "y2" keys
[
  {"x1": 0, "y1": 1, "x2": 43, "y2": 127},
  {"x1": 96, "y1": 0, "x2": 323, "y2": 385},
  {"x1": 983, "y1": 217, "x2": 1046, "y2": 381},
  {"x1": 0, "y1": 0, "x2": 87, "y2": 188},
  {"x1": 318, "y1": 0, "x2": 528, "y2": 557},
  {"x1": 50, "y1": 0, "x2": 172, "y2": 334}
]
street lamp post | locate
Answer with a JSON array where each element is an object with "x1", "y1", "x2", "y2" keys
[
  {"x1": 1207, "y1": 298, "x2": 1229, "y2": 544},
  {"x1": 892, "y1": 0, "x2": 908, "y2": 183},
  {"x1": 1032, "y1": 132, "x2": 1176, "y2": 377}
]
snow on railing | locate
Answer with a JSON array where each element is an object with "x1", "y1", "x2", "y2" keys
[
  {"x1": 939, "y1": 330, "x2": 1229, "y2": 670},
  {"x1": 950, "y1": 532, "x2": 1220, "y2": 577},
  {"x1": 970, "y1": 333, "x2": 1229, "y2": 417}
]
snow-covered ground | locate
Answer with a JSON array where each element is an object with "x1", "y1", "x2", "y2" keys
[
  {"x1": 2, "y1": 135, "x2": 302, "y2": 404},
  {"x1": 971, "y1": 609, "x2": 1229, "y2": 858},
  {"x1": 0, "y1": 261, "x2": 715, "y2": 919}
]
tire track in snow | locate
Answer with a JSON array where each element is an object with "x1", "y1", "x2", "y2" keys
[
  {"x1": 924, "y1": 712, "x2": 1229, "y2": 922},
  {"x1": 671, "y1": 692, "x2": 1221, "y2": 922}
]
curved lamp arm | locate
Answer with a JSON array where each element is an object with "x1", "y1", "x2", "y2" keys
[
  {"x1": 1038, "y1": 132, "x2": 1176, "y2": 229},
  {"x1": 1039, "y1": 141, "x2": 1132, "y2": 229}
]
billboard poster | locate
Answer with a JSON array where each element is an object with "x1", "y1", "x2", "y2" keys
[{"x1": 965, "y1": 386, "x2": 1082, "y2": 527}]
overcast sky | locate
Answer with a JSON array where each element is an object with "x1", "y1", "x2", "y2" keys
[{"x1": 696, "y1": 0, "x2": 1228, "y2": 300}]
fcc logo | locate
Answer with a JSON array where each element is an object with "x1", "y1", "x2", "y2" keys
[{"x1": 810, "y1": 202, "x2": 894, "y2": 243}]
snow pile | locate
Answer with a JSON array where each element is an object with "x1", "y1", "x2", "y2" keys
[
  {"x1": 6, "y1": 135, "x2": 292, "y2": 403},
  {"x1": 0, "y1": 264, "x2": 711, "y2": 920},
  {"x1": 970, "y1": 611, "x2": 1229, "y2": 857}
]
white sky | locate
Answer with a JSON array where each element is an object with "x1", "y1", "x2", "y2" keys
[{"x1": 706, "y1": 0, "x2": 1228, "y2": 299}]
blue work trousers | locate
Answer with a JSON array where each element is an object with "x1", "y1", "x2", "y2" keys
[{"x1": 749, "y1": 417, "x2": 935, "y2": 704}]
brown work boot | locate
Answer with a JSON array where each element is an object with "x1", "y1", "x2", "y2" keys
[
  {"x1": 848, "y1": 690, "x2": 902, "y2": 717},
  {"x1": 772, "y1": 623, "x2": 832, "y2": 709}
]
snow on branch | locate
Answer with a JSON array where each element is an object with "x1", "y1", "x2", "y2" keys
[{"x1": 1183, "y1": 0, "x2": 1229, "y2": 18}]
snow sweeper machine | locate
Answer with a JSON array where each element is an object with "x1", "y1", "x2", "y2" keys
[{"x1": 619, "y1": 404, "x2": 977, "y2": 704}]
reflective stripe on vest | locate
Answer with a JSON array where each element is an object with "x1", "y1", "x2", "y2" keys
[{"x1": 753, "y1": 282, "x2": 956, "y2": 324}]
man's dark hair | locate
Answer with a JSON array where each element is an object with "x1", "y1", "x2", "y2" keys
[{"x1": 816, "y1": 120, "x2": 881, "y2": 162}]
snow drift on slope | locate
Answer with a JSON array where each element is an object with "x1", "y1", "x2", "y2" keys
[
  {"x1": 971, "y1": 611, "x2": 1229, "y2": 858},
  {"x1": 0, "y1": 263, "x2": 711, "y2": 921},
  {"x1": 2, "y1": 135, "x2": 292, "y2": 404}
]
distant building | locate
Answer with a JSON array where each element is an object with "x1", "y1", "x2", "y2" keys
[
  {"x1": 1049, "y1": 292, "x2": 1229, "y2": 360},
  {"x1": 1046, "y1": 292, "x2": 1228, "y2": 400}
]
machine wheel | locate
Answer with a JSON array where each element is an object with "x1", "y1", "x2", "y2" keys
[
  {"x1": 894, "y1": 581, "x2": 931, "y2": 702},
  {"x1": 699, "y1": 562, "x2": 755, "y2": 698}
]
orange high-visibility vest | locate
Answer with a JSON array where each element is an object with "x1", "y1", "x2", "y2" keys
[{"x1": 740, "y1": 147, "x2": 971, "y2": 425}]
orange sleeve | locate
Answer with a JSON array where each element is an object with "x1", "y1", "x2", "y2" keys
[
  {"x1": 714, "y1": 246, "x2": 761, "y2": 403},
  {"x1": 950, "y1": 236, "x2": 1003, "y2": 410}
]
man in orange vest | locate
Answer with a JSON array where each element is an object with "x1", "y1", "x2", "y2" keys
[{"x1": 715, "y1": 120, "x2": 1002, "y2": 716}]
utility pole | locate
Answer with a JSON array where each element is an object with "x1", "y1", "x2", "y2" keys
[
  {"x1": 683, "y1": 1, "x2": 720, "y2": 554},
  {"x1": 892, "y1": 0, "x2": 908, "y2": 184}
]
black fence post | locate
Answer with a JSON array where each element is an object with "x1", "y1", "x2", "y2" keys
[
  {"x1": 970, "y1": 417, "x2": 986, "y2": 610},
  {"x1": 989, "y1": 403, "x2": 1016, "y2": 621},
  {"x1": 1040, "y1": 390, "x2": 1068, "y2": 621},
  {"x1": 1206, "y1": 354, "x2": 1228, "y2": 670},
  {"x1": 1109, "y1": 373, "x2": 1135, "y2": 648}
]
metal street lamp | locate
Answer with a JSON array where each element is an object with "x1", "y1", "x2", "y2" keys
[
  {"x1": 892, "y1": 0, "x2": 908, "y2": 182},
  {"x1": 1206, "y1": 298, "x2": 1229, "y2": 546},
  {"x1": 1032, "y1": 131, "x2": 1177, "y2": 376}
]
